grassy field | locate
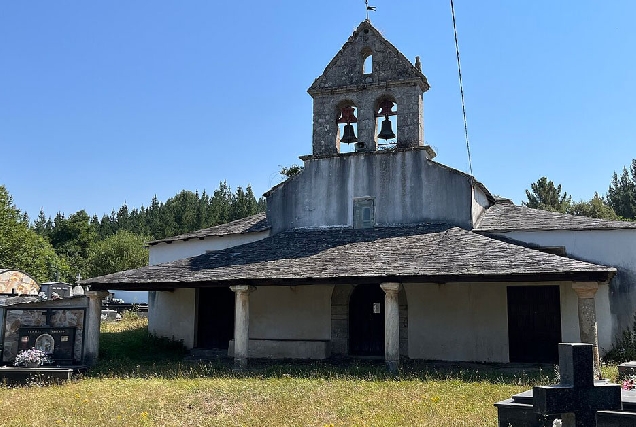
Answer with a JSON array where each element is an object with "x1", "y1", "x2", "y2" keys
[{"x1": 0, "y1": 315, "x2": 617, "y2": 426}]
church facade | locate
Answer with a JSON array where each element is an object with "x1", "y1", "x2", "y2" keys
[{"x1": 84, "y1": 21, "x2": 636, "y2": 370}]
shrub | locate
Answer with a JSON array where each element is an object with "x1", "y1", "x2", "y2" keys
[{"x1": 604, "y1": 313, "x2": 636, "y2": 364}]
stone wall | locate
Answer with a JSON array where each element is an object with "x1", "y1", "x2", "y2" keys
[
  {"x1": 2, "y1": 298, "x2": 87, "y2": 363},
  {"x1": 308, "y1": 21, "x2": 428, "y2": 156},
  {"x1": 3, "y1": 309, "x2": 86, "y2": 362}
]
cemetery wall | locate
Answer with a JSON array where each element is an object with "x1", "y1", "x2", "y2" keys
[
  {"x1": 405, "y1": 281, "x2": 582, "y2": 362},
  {"x1": 148, "y1": 230, "x2": 270, "y2": 266},
  {"x1": 497, "y1": 229, "x2": 636, "y2": 353},
  {"x1": 148, "y1": 288, "x2": 195, "y2": 348}
]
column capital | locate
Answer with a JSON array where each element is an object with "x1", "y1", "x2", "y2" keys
[
  {"x1": 86, "y1": 290, "x2": 110, "y2": 300},
  {"x1": 572, "y1": 282, "x2": 599, "y2": 299},
  {"x1": 230, "y1": 285, "x2": 256, "y2": 294},
  {"x1": 380, "y1": 282, "x2": 401, "y2": 293}
]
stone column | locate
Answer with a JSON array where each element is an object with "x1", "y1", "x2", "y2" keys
[
  {"x1": 380, "y1": 282, "x2": 401, "y2": 373},
  {"x1": 84, "y1": 290, "x2": 110, "y2": 366},
  {"x1": 230, "y1": 285, "x2": 254, "y2": 369},
  {"x1": 572, "y1": 282, "x2": 601, "y2": 377}
]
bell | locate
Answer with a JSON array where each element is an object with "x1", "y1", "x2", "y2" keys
[
  {"x1": 378, "y1": 117, "x2": 395, "y2": 140},
  {"x1": 341, "y1": 124, "x2": 358, "y2": 144}
]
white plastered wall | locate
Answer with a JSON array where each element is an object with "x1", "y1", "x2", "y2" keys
[
  {"x1": 405, "y1": 281, "x2": 586, "y2": 362},
  {"x1": 148, "y1": 231, "x2": 270, "y2": 266},
  {"x1": 148, "y1": 288, "x2": 196, "y2": 348},
  {"x1": 146, "y1": 230, "x2": 270, "y2": 347},
  {"x1": 494, "y1": 229, "x2": 636, "y2": 353},
  {"x1": 249, "y1": 285, "x2": 333, "y2": 340}
]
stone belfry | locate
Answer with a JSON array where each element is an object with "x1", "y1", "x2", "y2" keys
[{"x1": 308, "y1": 20, "x2": 430, "y2": 156}]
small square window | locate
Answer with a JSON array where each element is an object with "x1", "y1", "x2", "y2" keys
[{"x1": 353, "y1": 197, "x2": 375, "y2": 229}]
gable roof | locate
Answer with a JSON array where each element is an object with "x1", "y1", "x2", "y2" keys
[
  {"x1": 475, "y1": 200, "x2": 636, "y2": 232},
  {"x1": 147, "y1": 213, "x2": 269, "y2": 246},
  {"x1": 84, "y1": 224, "x2": 615, "y2": 290},
  {"x1": 308, "y1": 20, "x2": 429, "y2": 94}
]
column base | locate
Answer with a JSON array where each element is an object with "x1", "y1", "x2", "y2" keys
[
  {"x1": 233, "y1": 357, "x2": 248, "y2": 371},
  {"x1": 386, "y1": 360, "x2": 399, "y2": 373}
]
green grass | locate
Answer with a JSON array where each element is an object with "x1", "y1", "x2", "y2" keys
[{"x1": 0, "y1": 316, "x2": 618, "y2": 426}]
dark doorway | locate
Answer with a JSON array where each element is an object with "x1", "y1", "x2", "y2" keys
[
  {"x1": 349, "y1": 284, "x2": 385, "y2": 356},
  {"x1": 507, "y1": 286, "x2": 562, "y2": 363},
  {"x1": 197, "y1": 287, "x2": 234, "y2": 349}
]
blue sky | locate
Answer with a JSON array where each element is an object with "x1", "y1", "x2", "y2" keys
[{"x1": 2, "y1": 1, "x2": 635, "y2": 220}]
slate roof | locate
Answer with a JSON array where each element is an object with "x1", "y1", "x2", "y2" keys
[
  {"x1": 147, "y1": 213, "x2": 270, "y2": 246},
  {"x1": 84, "y1": 224, "x2": 615, "y2": 291},
  {"x1": 475, "y1": 201, "x2": 636, "y2": 232}
]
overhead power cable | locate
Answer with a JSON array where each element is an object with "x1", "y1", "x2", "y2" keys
[{"x1": 450, "y1": 0, "x2": 473, "y2": 176}]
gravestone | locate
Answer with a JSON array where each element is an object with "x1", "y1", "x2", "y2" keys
[
  {"x1": 495, "y1": 343, "x2": 622, "y2": 427},
  {"x1": 533, "y1": 343, "x2": 621, "y2": 426},
  {"x1": 18, "y1": 327, "x2": 77, "y2": 365},
  {"x1": 617, "y1": 361, "x2": 636, "y2": 380}
]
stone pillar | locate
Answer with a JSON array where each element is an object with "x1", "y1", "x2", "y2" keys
[
  {"x1": 380, "y1": 282, "x2": 401, "y2": 373},
  {"x1": 230, "y1": 285, "x2": 254, "y2": 369},
  {"x1": 572, "y1": 282, "x2": 601, "y2": 377},
  {"x1": 84, "y1": 290, "x2": 109, "y2": 366}
]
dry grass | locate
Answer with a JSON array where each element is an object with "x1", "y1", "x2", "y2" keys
[{"x1": 0, "y1": 316, "x2": 614, "y2": 427}]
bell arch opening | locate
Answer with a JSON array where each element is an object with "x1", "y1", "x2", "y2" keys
[
  {"x1": 375, "y1": 96, "x2": 398, "y2": 149},
  {"x1": 336, "y1": 100, "x2": 358, "y2": 154},
  {"x1": 362, "y1": 48, "x2": 373, "y2": 74}
]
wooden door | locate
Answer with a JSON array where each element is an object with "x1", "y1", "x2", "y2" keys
[
  {"x1": 197, "y1": 287, "x2": 235, "y2": 349},
  {"x1": 507, "y1": 286, "x2": 561, "y2": 363},
  {"x1": 349, "y1": 284, "x2": 385, "y2": 356}
]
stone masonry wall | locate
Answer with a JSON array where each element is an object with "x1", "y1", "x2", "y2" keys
[
  {"x1": 2, "y1": 308, "x2": 86, "y2": 363},
  {"x1": 309, "y1": 21, "x2": 428, "y2": 156}
]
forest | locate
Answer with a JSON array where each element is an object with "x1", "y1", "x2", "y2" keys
[
  {"x1": 0, "y1": 182, "x2": 265, "y2": 284},
  {"x1": 1, "y1": 159, "x2": 634, "y2": 285}
]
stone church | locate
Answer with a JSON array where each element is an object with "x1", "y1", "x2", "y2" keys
[{"x1": 84, "y1": 20, "x2": 636, "y2": 370}]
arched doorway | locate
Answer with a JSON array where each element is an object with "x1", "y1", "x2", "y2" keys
[
  {"x1": 197, "y1": 287, "x2": 234, "y2": 349},
  {"x1": 349, "y1": 284, "x2": 385, "y2": 356}
]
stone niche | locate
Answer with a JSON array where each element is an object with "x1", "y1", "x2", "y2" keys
[{"x1": 2, "y1": 297, "x2": 88, "y2": 365}]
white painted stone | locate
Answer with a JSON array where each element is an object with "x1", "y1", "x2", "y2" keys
[
  {"x1": 148, "y1": 288, "x2": 196, "y2": 348},
  {"x1": 498, "y1": 229, "x2": 636, "y2": 353},
  {"x1": 381, "y1": 282, "x2": 400, "y2": 371},
  {"x1": 230, "y1": 285, "x2": 253, "y2": 369},
  {"x1": 149, "y1": 231, "x2": 270, "y2": 266},
  {"x1": 84, "y1": 290, "x2": 109, "y2": 366},
  {"x1": 405, "y1": 281, "x2": 583, "y2": 363}
]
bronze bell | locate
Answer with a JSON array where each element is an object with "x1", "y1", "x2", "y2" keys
[
  {"x1": 378, "y1": 117, "x2": 395, "y2": 140},
  {"x1": 341, "y1": 123, "x2": 358, "y2": 144}
]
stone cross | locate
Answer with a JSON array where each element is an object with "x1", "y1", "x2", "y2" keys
[{"x1": 533, "y1": 343, "x2": 621, "y2": 426}]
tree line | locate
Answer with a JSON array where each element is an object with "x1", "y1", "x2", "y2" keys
[
  {"x1": 524, "y1": 159, "x2": 636, "y2": 221},
  {"x1": 1, "y1": 182, "x2": 265, "y2": 284}
]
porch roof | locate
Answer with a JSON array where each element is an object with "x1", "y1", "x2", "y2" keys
[
  {"x1": 82, "y1": 224, "x2": 615, "y2": 291},
  {"x1": 146, "y1": 213, "x2": 269, "y2": 246},
  {"x1": 475, "y1": 200, "x2": 636, "y2": 232}
]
